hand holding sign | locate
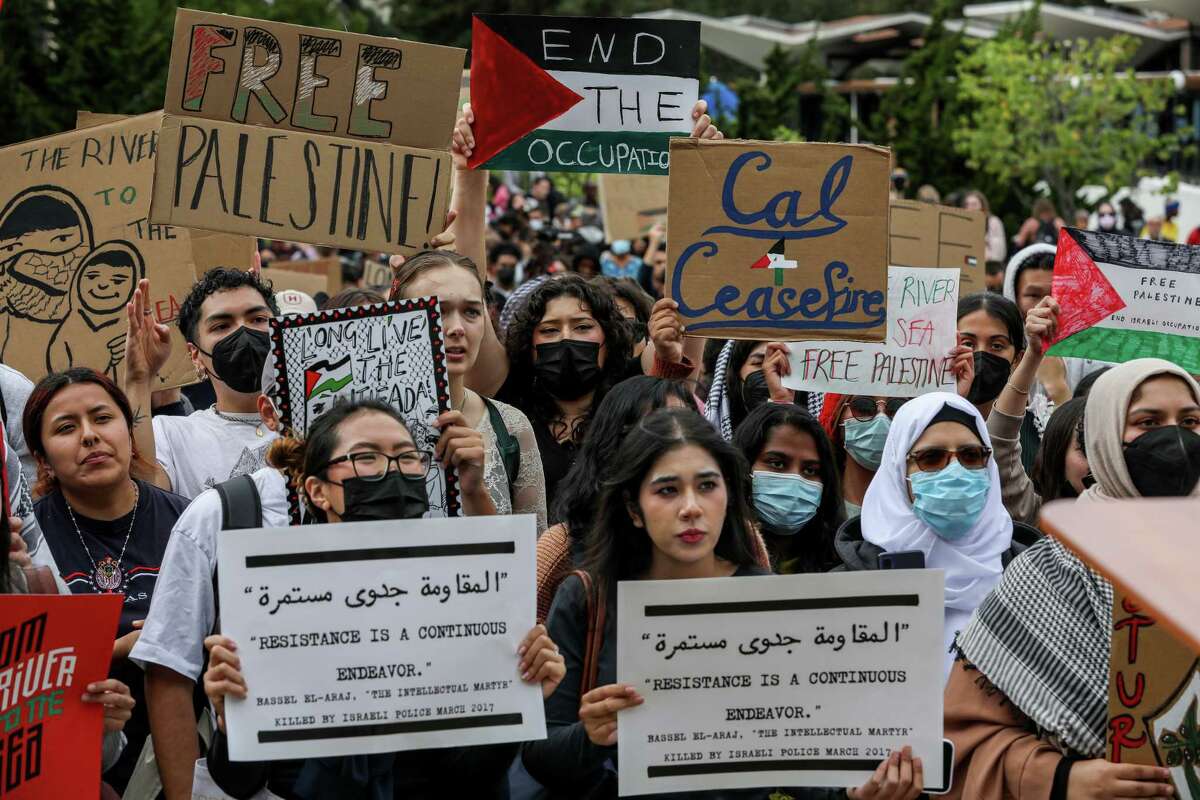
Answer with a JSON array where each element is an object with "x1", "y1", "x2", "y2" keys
[
  {"x1": 846, "y1": 748, "x2": 924, "y2": 800},
  {"x1": 122, "y1": 278, "x2": 173, "y2": 386},
  {"x1": 1024, "y1": 295, "x2": 1061, "y2": 354},
  {"x1": 516, "y1": 623, "x2": 567, "y2": 698},
  {"x1": 81, "y1": 679, "x2": 136, "y2": 733},
  {"x1": 579, "y1": 684, "x2": 644, "y2": 746},
  {"x1": 648, "y1": 298, "x2": 686, "y2": 364}
]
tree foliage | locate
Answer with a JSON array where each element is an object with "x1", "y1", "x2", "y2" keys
[{"x1": 953, "y1": 33, "x2": 1186, "y2": 217}]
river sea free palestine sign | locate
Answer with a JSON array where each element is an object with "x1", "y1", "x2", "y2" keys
[
  {"x1": 468, "y1": 15, "x2": 700, "y2": 176},
  {"x1": 667, "y1": 138, "x2": 890, "y2": 342},
  {"x1": 1049, "y1": 228, "x2": 1200, "y2": 372}
]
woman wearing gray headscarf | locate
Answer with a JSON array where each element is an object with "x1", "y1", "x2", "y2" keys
[{"x1": 943, "y1": 358, "x2": 1200, "y2": 798}]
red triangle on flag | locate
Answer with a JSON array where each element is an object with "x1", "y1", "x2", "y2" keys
[
  {"x1": 468, "y1": 16, "x2": 584, "y2": 169},
  {"x1": 305, "y1": 369, "x2": 320, "y2": 399},
  {"x1": 1050, "y1": 228, "x2": 1126, "y2": 346}
]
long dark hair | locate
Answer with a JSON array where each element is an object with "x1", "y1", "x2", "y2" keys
[
  {"x1": 580, "y1": 408, "x2": 758, "y2": 598},
  {"x1": 268, "y1": 398, "x2": 411, "y2": 522},
  {"x1": 552, "y1": 376, "x2": 695, "y2": 536},
  {"x1": 1031, "y1": 397, "x2": 1087, "y2": 501},
  {"x1": 725, "y1": 340, "x2": 765, "y2": 432},
  {"x1": 957, "y1": 292, "x2": 1026, "y2": 356},
  {"x1": 733, "y1": 402, "x2": 844, "y2": 571},
  {"x1": 504, "y1": 275, "x2": 633, "y2": 443},
  {"x1": 22, "y1": 368, "x2": 155, "y2": 496}
]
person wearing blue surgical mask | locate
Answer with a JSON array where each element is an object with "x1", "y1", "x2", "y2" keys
[
  {"x1": 734, "y1": 402, "x2": 845, "y2": 573},
  {"x1": 835, "y1": 393, "x2": 1036, "y2": 683},
  {"x1": 823, "y1": 394, "x2": 908, "y2": 520}
]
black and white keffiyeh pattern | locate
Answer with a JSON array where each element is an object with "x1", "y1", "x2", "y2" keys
[
  {"x1": 955, "y1": 536, "x2": 1114, "y2": 757},
  {"x1": 704, "y1": 339, "x2": 735, "y2": 440}
]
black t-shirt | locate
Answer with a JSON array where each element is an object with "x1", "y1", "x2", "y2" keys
[{"x1": 34, "y1": 479, "x2": 189, "y2": 634}]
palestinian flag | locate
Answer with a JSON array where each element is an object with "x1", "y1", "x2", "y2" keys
[
  {"x1": 468, "y1": 14, "x2": 700, "y2": 176},
  {"x1": 1048, "y1": 228, "x2": 1200, "y2": 372},
  {"x1": 305, "y1": 355, "x2": 354, "y2": 402},
  {"x1": 750, "y1": 239, "x2": 798, "y2": 286}
]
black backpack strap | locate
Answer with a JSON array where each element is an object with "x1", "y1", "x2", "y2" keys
[
  {"x1": 211, "y1": 475, "x2": 263, "y2": 632},
  {"x1": 215, "y1": 474, "x2": 263, "y2": 530},
  {"x1": 484, "y1": 398, "x2": 520, "y2": 499}
]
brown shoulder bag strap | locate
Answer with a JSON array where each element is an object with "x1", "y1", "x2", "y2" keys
[{"x1": 570, "y1": 569, "x2": 606, "y2": 696}]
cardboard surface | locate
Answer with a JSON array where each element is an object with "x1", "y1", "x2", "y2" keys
[
  {"x1": 889, "y1": 200, "x2": 986, "y2": 294},
  {"x1": 470, "y1": 14, "x2": 700, "y2": 175},
  {"x1": 150, "y1": 114, "x2": 452, "y2": 256},
  {"x1": 666, "y1": 138, "x2": 890, "y2": 341},
  {"x1": 0, "y1": 594, "x2": 123, "y2": 798},
  {"x1": 361, "y1": 258, "x2": 393, "y2": 291},
  {"x1": 165, "y1": 8, "x2": 464, "y2": 151},
  {"x1": 263, "y1": 265, "x2": 329, "y2": 297},
  {"x1": 75, "y1": 111, "x2": 130, "y2": 129},
  {"x1": 1048, "y1": 229, "x2": 1200, "y2": 373},
  {"x1": 599, "y1": 173, "x2": 668, "y2": 241},
  {"x1": 0, "y1": 112, "x2": 204, "y2": 388},
  {"x1": 1108, "y1": 585, "x2": 1200, "y2": 800}
]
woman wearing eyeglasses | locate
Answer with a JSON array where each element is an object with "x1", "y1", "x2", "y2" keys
[
  {"x1": 818, "y1": 394, "x2": 910, "y2": 520},
  {"x1": 202, "y1": 398, "x2": 565, "y2": 798},
  {"x1": 834, "y1": 392, "x2": 1034, "y2": 682}
]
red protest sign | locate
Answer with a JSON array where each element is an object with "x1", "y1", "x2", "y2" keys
[{"x1": 0, "y1": 594, "x2": 122, "y2": 798}]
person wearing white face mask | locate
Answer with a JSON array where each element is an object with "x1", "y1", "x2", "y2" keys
[
  {"x1": 733, "y1": 402, "x2": 845, "y2": 573},
  {"x1": 833, "y1": 393, "x2": 1037, "y2": 683},
  {"x1": 818, "y1": 394, "x2": 907, "y2": 520}
]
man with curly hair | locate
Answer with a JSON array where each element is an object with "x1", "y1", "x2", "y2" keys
[{"x1": 125, "y1": 267, "x2": 280, "y2": 500}]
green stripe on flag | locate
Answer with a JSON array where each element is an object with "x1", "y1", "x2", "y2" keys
[
  {"x1": 483, "y1": 129, "x2": 675, "y2": 175},
  {"x1": 1048, "y1": 327, "x2": 1200, "y2": 373}
]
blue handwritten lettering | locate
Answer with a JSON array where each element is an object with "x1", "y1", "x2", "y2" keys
[
  {"x1": 703, "y1": 152, "x2": 852, "y2": 240},
  {"x1": 672, "y1": 243, "x2": 886, "y2": 332}
]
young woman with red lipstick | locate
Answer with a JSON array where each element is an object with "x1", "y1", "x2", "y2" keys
[
  {"x1": 522, "y1": 408, "x2": 924, "y2": 800},
  {"x1": 22, "y1": 367, "x2": 190, "y2": 792}
]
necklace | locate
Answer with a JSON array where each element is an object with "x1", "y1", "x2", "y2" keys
[
  {"x1": 64, "y1": 482, "x2": 140, "y2": 593},
  {"x1": 212, "y1": 404, "x2": 265, "y2": 437}
]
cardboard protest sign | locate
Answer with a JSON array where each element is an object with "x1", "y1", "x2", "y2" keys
[
  {"x1": 889, "y1": 200, "x2": 985, "y2": 294},
  {"x1": 599, "y1": 173, "x2": 668, "y2": 241},
  {"x1": 362, "y1": 258, "x2": 393, "y2": 291},
  {"x1": 150, "y1": 115, "x2": 452, "y2": 256},
  {"x1": 164, "y1": 8, "x2": 464, "y2": 150},
  {"x1": 667, "y1": 138, "x2": 890, "y2": 341},
  {"x1": 617, "y1": 570, "x2": 945, "y2": 795},
  {"x1": 264, "y1": 266, "x2": 329, "y2": 298},
  {"x1": 0, "y1": 113, "x2": 205, "y2": 388},
  {"x1": 0, "y1": 594, "x2": 123, "y2": 798},
  {"x1": 217, "y1": 514, "x2": 543, "y2": 760},
  {"x1": 1109, "y1": 587, "x2": 1200, "y2": 798},
  {"x1": 1048, "y1": 229, "x2": 1200, "y2": 373},
  {"x1": 269, "y1": 298, "x2": 457, "y2": 521},
  {"x1": 75, "y1": 111, "x2": 130, "y2": 129},
  {"x1": 469, "y1": 15, "x2": 700, "y2": 175},
  {"x1": 783, "y1": 266, "x2": 960, "y2": 397}
]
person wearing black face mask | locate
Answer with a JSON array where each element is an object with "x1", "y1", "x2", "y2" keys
[
  {"x1": 200, "y1": 398, "x2": 568, "y2": 800},
  {"x1": 122, "y1": 268, "x2": 282, "y2": 500}
]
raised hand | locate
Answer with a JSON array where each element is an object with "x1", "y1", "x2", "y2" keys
[
  {"x1": 122, "y1": 278, "x2": 172, "y2": 387},
  {"x1": 452, "y1": 103, "x2": 476, "y2": 170},
  {"x1": 647, "y1": 298, "x2": 686, "y2": 364},
  {"x1": 690, "y1": 99, "x2": 725, "y2": 140}
]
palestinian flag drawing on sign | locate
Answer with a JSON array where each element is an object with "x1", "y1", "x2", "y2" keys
[
  {"x1": 1048, "y1": 228, "x2": 1200, "y2": 372},
  {"x1": 468, "y1": 14, "x2": 700, "y2": 176},
  {"x1": 304, "y1": 355, "x2": 354, "y2": 427},
  {"x1": 750, "y1": 239, "x2": 798, "y2": 286}
]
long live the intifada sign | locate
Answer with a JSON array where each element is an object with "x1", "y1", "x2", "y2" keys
[
  {"x1": 468, "y1": 14, "x2": 700, "y2": 175},
  {"x1": 666, "y1": 138, "x2": 891, "y2": 342},
  {"x1": 1049, "y1": 228, "x2": 1200, "y2": 373},
  {"x1": 149, "y1": 9, "x2": 461, "y2": 255}
]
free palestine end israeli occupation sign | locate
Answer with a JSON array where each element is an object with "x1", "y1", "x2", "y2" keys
[
  {"x1": 1049, "y1": 228, "x2": 1200, "y2": 373},
  {"x1": 468, "y1": 15, "x2": 700, "y2": 176}
]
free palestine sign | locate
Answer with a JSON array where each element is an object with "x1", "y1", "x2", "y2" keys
[{"x1": 1049, "y1": 228, "x2": 1200, "y2": 373}]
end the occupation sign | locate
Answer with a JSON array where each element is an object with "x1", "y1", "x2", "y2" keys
[{"x1": 468, "y1": 15, "x2": 700, "y2": 175}]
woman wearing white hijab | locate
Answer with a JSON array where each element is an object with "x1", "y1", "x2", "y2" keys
[{"x1": 854, "y1": 392, "x2": 1014, "y2": 682}]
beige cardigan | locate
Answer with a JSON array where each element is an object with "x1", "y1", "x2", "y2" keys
[{"x1": 987, "y1": 407, "x2": 1042, "y2": 525}]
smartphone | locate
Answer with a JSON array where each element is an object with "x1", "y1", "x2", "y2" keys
[
  {"x1": 878, "y1": 549, "x2": 926, "y2": 570},
  {"x1": 925, "y1": 739, "x2": 955, "y2": 794}
]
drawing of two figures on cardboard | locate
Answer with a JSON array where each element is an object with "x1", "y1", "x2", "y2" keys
[{"x1": 0, "y1": 185, "x2": 144, "y2": 381}]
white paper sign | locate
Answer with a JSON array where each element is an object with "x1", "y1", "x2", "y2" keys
[
  {"x1": 783, "y1": 266, "x2": 960, "y2": 397},
  {"x1": 617, "y1": 570, "x2": 945, "y2": 795},
  {"x1": 216, "y1": 515, "x2": 545, "y2": 761}
]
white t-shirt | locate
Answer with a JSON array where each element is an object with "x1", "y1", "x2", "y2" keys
[
  {"x1": 0, "y1": 363, "x2": 36, "y2": 485},
  {"x1": 153, "y1": 407, "x2": 278, "y2": 500},
  {"x1": 130, "y1": 468, "x2": 289, "y2": 680}
]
